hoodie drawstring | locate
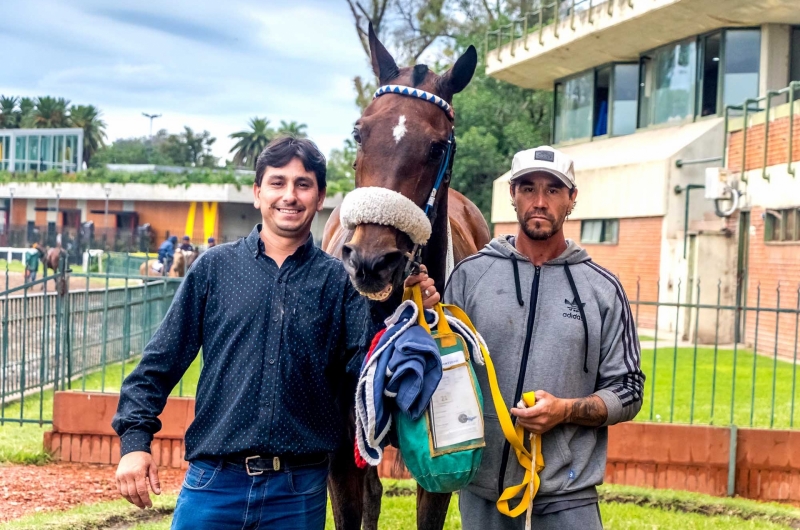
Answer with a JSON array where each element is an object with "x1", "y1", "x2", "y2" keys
[
  {"x1": 563, "y1": 264, "x2": 589, "y2": 374},
  {"x1": 510, "y1": 254, "x2": 524, "y2": 307}
]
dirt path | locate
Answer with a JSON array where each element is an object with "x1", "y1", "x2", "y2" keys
[
  {"x1": 0, "y1": 462, "x2": 185, "y2": 523},
  {"x1": 0, "y1": 271, "x2": 128, "y2": 294}
]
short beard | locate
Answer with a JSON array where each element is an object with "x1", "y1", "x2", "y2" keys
[{"x1": 521, "y1": 219, "x2": 558, "y2": 241}]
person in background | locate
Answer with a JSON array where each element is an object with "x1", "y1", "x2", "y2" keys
[
  {"x1": 157, "y1": 235, "x2": 178, "y2": 274},
  {"x1": 25, "y1": 243, "x2": 41, "y2": 283},
  {"x1": 179, "y1": 235, "x2": 194, "y2": 252},
  {"x1": 206, "y1": 236, "x2": 216, "y2": 249}
]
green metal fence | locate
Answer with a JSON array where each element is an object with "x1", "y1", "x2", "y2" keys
[
  {"x1": 3, "y1": 251, "x2": 800, "y2": 431},
  {"x1": 1, "y1": 256, "x2": 181, "y2": 425}
]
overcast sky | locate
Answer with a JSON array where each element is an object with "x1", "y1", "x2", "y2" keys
[{"x1": 0, "y1": 0, "x2": 372, "y2": 161}]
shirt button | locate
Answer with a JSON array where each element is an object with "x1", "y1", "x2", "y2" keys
[
  {"x1": 273, "y1": 317, "x2": 278, "y2": 322},
  {"x1": 269, "y1": 359, "x2": 275, "y2": 364},
  {"x1": 265, "y1": 401, "x2": 270, "y2": 407},
  {"x1": 277, "y1": 279, "x2": 283, "y2": 284}
]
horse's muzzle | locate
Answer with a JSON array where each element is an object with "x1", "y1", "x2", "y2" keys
[{"x1": 341, "y1": 244, "x2": 406, "y2": 301}]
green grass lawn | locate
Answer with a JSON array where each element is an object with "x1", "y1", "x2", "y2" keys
[
  {"x1": 4, "y1": 340, "x2": 800, "y2": 464},
  {"x1": 640, "y1": 345, "x2": 800, "y2": 429},
  {"x1": 0, "y1": 356, "x2": 201, "y2": 464},
  {"x1": 5, "y1": 482, "x2": 800, "y2": 529}
]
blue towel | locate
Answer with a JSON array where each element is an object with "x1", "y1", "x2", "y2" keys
[{"x1": 355, "y1": 301, "x2": 442, "y2": 465}]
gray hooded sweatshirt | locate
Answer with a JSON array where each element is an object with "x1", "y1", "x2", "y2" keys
[{"x1": 443, "y1": 236, "x2": 644, "y2": 506}]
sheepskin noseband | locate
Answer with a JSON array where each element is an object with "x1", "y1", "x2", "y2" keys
[{"x1": 339, "y1": 187, "x2": 432, "y2": 245}]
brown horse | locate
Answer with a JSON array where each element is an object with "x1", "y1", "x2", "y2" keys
[
  {"x1": 139, "y1": 250, "x2": 197, "y2": 278},
  {"x1": 322, "y1": 25, "x2": 490, "y2": 530}
]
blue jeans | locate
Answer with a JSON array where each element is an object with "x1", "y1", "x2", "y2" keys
[{"x1": 171, "y1": 458, "x2": 328, "y2": 530}]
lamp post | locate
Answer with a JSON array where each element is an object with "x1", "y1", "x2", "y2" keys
[
  {"x1": 104, "y1": 185, "x2": 111, "y2": 249},
  {"x1": 142, "y1": 113, "x2": 162, "y2": 138}
]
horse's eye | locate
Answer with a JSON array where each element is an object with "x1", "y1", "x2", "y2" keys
[
  {"x1": 352, "y1": 128, "x2": 362, "y2": 145},
  {"x1": 429, "y1": 142, "x2": 446, "y2": 160}
]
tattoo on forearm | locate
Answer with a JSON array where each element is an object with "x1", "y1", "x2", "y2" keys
[{"x1": 567, "y1": 396, "x2": 608, "y2": 427}]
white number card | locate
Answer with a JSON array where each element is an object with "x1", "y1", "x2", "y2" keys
[{"x1": 429, "y1": 364, "x2": 483, "y2": 449}]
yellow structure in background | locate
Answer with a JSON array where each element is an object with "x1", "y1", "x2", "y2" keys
[
  {"x1": 183, "y1": 201, "x2": 218, "y2": 242},
  {"x1": 203, "y1": 202, "x2": 218, "y2": 242},
  {"x1": 184, "y1": 202, "x2": 197, "y2": 240}
]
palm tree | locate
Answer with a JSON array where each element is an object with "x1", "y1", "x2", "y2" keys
[
  {"x1": 229, "y1": 117, "x2": 274, "y2": 169},
  {"x1": 0, "y1": 96, "x2": 18, "y2": 128},
  {"x1": 69, "y1": 104, "x2": 107, "y2": 167},
  {"x1": 18, "y1": 97, "x2": 35, "y2": 128},
  {"x1": 33, "y1": 96, "x2": 71, "y2": 128},
  {"x1": 277, "y1": 120, "x2": 308, "y2": 138}
]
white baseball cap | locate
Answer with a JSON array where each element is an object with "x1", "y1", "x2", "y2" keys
[{"x1": 510, "y1": 146, "x2": 576, "y2": 189}]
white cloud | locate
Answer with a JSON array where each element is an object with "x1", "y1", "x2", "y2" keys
[{"x1": 1, "y1": 0, "x2": 372, "y2": 161}]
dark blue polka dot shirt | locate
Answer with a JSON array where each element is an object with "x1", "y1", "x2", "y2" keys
[{"x1": 112, "y1": 225, "x2": 382, "y2": 460}]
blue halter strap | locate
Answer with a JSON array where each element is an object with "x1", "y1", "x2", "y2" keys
[{"x1": 372, "y1": 84, "x2": 457, "y2": 274}]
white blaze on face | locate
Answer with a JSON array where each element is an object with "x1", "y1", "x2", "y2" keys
[{"x1": 392, "y1": 115, "x2": 407, "y2": 144}]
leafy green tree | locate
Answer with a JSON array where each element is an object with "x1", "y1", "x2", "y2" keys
[
  {"x1": 69, "y1": 104, "x2": 107, "y2": 167},
  {"x1": 159, "y1": 126, "x2": 218, "y2": 167},
  {"x1": 33, "y1": 96, "x2": 71, "y2": 128},
  {"x1": 326, "y1": 138, "x2": 357, "y2": 194},
  {"x1": 0, "y1": 96, "x2": 19, "y2": 128},
  {"x1": 229, "y1": 117, "x2": 274, "y2": 169},
  {"x1": 277, "y1": 120, "x2": 308, "y2": 138}
]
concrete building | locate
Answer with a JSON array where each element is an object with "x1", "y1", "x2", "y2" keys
[
  {"x1": 486, "y1": 0, "x2": 800, "y2": 351},
  {"x1": 0, "y1": 181, "x2": 341, "y2": 261}
]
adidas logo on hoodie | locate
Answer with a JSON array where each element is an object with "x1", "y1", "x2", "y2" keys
[{"x1": 563, "y1": 298, "x2": 585, "y2": 321}]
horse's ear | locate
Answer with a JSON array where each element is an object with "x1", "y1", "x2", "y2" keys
[
  {"x1": 438, "y1": 45, "x2": 478, "y2": 101},
  {"x1": 369, "y1": 23, "x2": 399, "y2": 85}
]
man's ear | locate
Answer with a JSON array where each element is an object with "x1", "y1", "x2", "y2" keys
[
  {"x1": 317, "y1": 188, "x2": 327, "y2": 212},
  {"x1": 253, "y1": 183, "x2": 261, "y2": 208}
]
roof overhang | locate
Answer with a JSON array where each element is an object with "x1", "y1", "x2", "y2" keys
[
  {"x1": 486, "y1": 0, "x2": 800, "y2": 90},
  {"x1": 492, "y1": 118, "x2": 723, "y2": 223}
]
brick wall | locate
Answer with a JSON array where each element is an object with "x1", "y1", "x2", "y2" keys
[
  {"x1": 744, "y1": 207, "x2": 800, "y2": 358},
  {"x1": 564, "y1": 217, "x2": 663, "y2": 330},
  {"x1": 49, "y1": 392, "x2": 800, "y2": 503},
  {"x1": 492, "y1": 218, "x2": 662, "y2": 329},
  {"x1": 728, "y1": 114, "x2": 800, "y2": 172}
]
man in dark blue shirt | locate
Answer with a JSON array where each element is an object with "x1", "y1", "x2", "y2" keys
[{"x1": 113, "y1": 137, "x2": 439, "y2": 529}]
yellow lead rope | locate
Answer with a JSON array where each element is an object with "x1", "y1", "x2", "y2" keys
[
  {"x1": 441, "y1": 304, "x2": 544, "y2": 519},
  {"x1": 402, "y1": 286, "x2": 543, "y2": 520}
]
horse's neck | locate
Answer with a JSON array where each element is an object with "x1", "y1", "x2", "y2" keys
[{"x1": 421, "y1": 191, "x2": 449, "y2": 294}]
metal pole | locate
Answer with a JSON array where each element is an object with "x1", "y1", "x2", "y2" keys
[
  {"x1": 727, "y1": 425, "x2": 738, "y2": 497},
  {"x1": 674, "y1": 185, "x2": 705, "y2": 259},
  {"x1": 789, "y1": 82, "x2": 797, "y2": 178},
  {"x1": 8, "y1": 186, "x2": 14, "y2": 248},
  {"x1": 54, "y1": 187, "x2": 61, "y2": 246},
  {"x1": 104, "y1": 186, "x2": 111, "y2": 250},
  {"x1": 762, "y1": 91, "x2": 778, "y2": 182}
]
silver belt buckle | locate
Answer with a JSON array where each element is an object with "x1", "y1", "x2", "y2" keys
[{"x1": 245, "y1": 455, "x2": 263, "y2": 476}]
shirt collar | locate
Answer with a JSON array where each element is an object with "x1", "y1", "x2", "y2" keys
[{"x1": 245, "y1": 224, "x2": 316, "y2": 260}]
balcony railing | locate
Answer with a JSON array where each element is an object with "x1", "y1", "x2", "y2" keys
[{"x1": 485, "y1": 0, "x2": 622, "y2": 59}]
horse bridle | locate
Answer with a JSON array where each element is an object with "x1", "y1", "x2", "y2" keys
[{"x1": 371, "y1": 85, "x2": 457, "y2": 276}]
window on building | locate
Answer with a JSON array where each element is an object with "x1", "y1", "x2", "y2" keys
[
  {"x1": 723, "y1": 29, "x2": 761, "y2": 109},
  {"x1": 580, "y1": 219, "x2": 619, "y2": 244},
  {"x1": 611, "y1": 63, "x2": 638, "y2": 136},
  {"x1": 791, "y1": 27, "x2": 800, "y2": 101},
  {"x1": 593, "y1": 66, "x2": 611, "y2": 137},
  {"x1": 554, "y1": 71, "x2": 594, "y2": 143},
  {"x1": 698, "y1": 32, "x2": 721, "y2": 117},
  {"x1": 640, "y1": 39, "x2": 697, "y2": 126},
  {"x1": 765, "y1": 208, "x2": 800, "y2": 242}
]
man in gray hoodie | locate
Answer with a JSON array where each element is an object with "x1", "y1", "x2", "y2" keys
[{"x1": 444, "y1": 146, "x2": 644, "y2": 529}]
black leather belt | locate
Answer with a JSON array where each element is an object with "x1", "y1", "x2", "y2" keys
[{"x1": 224, "y1": 453, "x2": 328, "y2": 476}]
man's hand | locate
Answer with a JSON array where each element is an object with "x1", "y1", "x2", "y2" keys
[
  {"x1": 404, "y1": 265, "x2": 440, "y2": 309},
  {"x1": 510, "y1": 390, "x2": 568, "y2": 435},
  {"x1": 115, "y1": 451, "x2": 161, "y2": 509},
  {"x1": 511, "y1": 391, "x2": 609, "y2": 434}
]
